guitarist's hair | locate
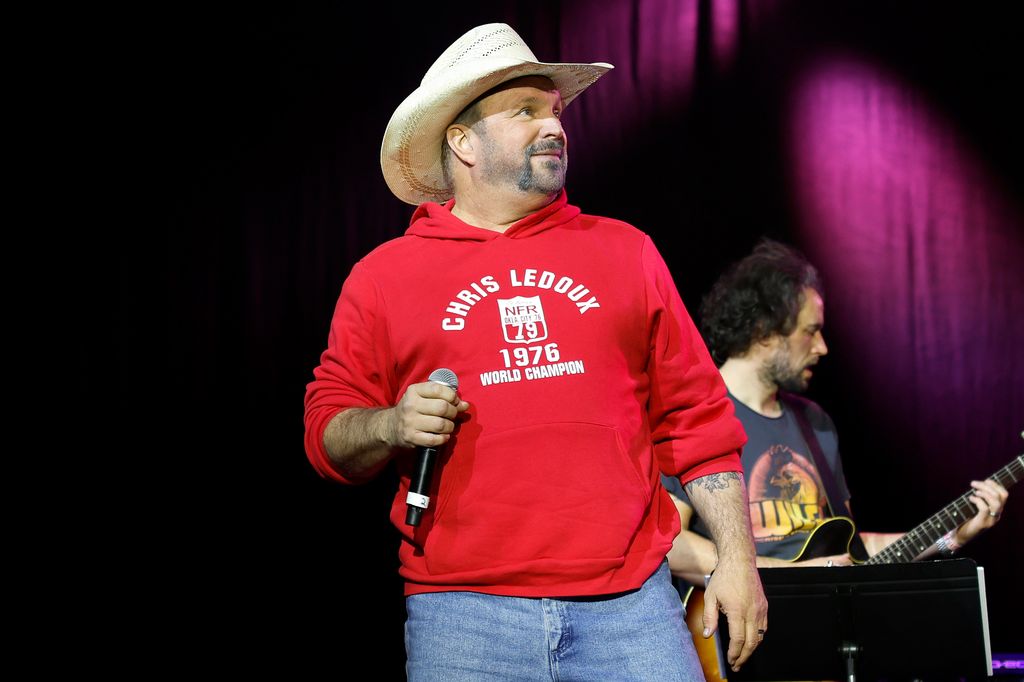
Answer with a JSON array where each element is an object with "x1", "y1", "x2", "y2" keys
[{"x1": 700, "y1": 238, "x2": 823, "y2": 366}]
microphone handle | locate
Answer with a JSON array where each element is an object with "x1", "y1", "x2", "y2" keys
[{"x1": 406, "y1": 445, "x2": 439, "y2": 526}]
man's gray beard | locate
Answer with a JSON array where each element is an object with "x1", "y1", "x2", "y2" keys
[
  {"x1": 477, "y1": 126, "x2": 566, "y2": 195},
  {"x1": 516, "y1": 157, "x2": 566, "y2": 194}
]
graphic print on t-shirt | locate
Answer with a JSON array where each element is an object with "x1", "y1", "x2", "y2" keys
[{"x1": 746, "y1": 444, "x2": 827, "y2": 543}]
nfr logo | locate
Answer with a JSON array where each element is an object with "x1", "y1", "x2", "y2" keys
[{"x1": 498, "y1": 295, "x2": 549, "y2": 344}]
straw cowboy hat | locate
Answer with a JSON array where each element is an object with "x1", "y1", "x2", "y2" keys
[{"x1": 380, "y1": 23, "x2": 614, "y2": 206}]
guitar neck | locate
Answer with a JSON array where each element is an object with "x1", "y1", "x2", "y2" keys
[{"x1": 866, "y1": 454, "x2": 1023, "y2": 565}]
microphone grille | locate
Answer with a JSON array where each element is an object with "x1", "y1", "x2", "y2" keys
[{"x1": 428, "y1": 367, "x2": 459, "y2": 390}]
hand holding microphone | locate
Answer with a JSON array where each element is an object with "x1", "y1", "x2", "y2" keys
[{"x1": 404, "y1": 368, "x2": 464, "y2": 526}]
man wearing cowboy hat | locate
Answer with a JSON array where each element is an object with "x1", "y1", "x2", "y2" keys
[{"x1": 304, "y1": 23, "x2": 766, "y2": 679}]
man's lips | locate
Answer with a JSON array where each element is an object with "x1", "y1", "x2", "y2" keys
[{"x1": 531, "y1": 145, "x2": 564, "y2": 158}]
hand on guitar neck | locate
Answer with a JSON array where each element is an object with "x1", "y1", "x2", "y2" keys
[{"x1": 918, "y1": 478, "x2": 1009, "y2": 554}]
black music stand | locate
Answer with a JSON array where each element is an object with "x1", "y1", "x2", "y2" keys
[{"x1": 717, "y1": 558, "x2": 992, "y2": 681}]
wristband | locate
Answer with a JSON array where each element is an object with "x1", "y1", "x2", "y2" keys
[{"x1": 935, "y1": 530, "x2": 962, "y2": 557}]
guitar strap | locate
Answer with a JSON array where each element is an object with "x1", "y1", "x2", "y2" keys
[{"x1": 782, "y1": 392, "x2": 869, "y2": 559}]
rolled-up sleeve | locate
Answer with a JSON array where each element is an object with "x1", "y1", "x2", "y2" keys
[
  {"x1": 303, "y1": 263, "x2": 397, "y2": 484},
  {"x1": 641, "y1": 236, "x2": 747, "y2": 485}
]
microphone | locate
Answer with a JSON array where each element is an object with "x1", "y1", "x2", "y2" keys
[{"x1": 405, "y1": 368, "x2": 460, "y2": 526}]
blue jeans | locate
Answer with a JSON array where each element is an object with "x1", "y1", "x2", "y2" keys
[{"x1": 405, "y1": 560, "x2": 704, "y2": 681}]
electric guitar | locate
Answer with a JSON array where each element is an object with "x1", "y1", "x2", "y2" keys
[{"x1": 684, "y1": 453, "x2": 1023, "y2": 682}]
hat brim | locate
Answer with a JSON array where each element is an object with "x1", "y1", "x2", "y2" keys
[{"x1": 381, "y1": 59, "x2": 613, "y2": 206}]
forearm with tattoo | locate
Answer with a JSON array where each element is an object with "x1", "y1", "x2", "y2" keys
[
  {"x1": 684, "y1": 471, "x2": 757, "y2": 565},
  {"x1": 685, "y1": 471, "x2": 741, "y2": 495}
]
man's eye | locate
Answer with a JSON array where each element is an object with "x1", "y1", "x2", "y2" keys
[{"x1": 518, "y1": 108, "x2": 532, "y2": 116}]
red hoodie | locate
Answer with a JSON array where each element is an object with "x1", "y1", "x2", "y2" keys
[{"x1": 304, "y1": 191, "x2": 745, "y2": 597}]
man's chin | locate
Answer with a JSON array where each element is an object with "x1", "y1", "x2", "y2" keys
[
  {"x1": 778, "y1": 376, "x2": 810, "y2": 393},
  {"x1": 518, "y1": 175, "x2": 565, "y2": 195},
  {"x1": 533, "y1": 157, "x2": 566, "y2": 179}
]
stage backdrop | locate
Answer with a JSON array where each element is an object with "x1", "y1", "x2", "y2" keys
[{"x1": 126, "y1": 0, "x2": 1022, "y2": 675}]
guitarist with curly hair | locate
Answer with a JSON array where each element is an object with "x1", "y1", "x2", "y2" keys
[{"x1": 662, "y1": 238, "x2": 1010, "y2": 678}]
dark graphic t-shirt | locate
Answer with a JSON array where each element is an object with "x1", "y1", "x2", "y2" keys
[{"x1": 663, "y1": 392, "x2": 850, "y2": 560}]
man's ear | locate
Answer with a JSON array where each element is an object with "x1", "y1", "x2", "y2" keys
[{"x1": 446, "y1": 124, "x2": 475, "y2": 165}]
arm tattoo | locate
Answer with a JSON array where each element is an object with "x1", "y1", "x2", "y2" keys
[{"x1": 685, "y1": 471, "x2": 741, "y2": 496}]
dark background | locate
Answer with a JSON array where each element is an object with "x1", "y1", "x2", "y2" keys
[{"x1": 119, "y1": 1, "x2": 1022, "y2": 676}]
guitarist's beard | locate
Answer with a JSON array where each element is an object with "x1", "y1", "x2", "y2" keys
[
  {"x1": 777, "y1": 371, "x2": 810, "y2": 393},
  {"x1": 762, "y1": 340, "x2": 814, "y2": 393}
]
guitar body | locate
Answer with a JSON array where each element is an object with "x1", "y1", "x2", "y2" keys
[{"x1": 786, "y1": 516, "x2": 866, "y2": 563}]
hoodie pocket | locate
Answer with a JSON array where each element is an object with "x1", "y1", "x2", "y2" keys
[{"x1": 423, "y1": 422, "x2": 651, "y2": 576}]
